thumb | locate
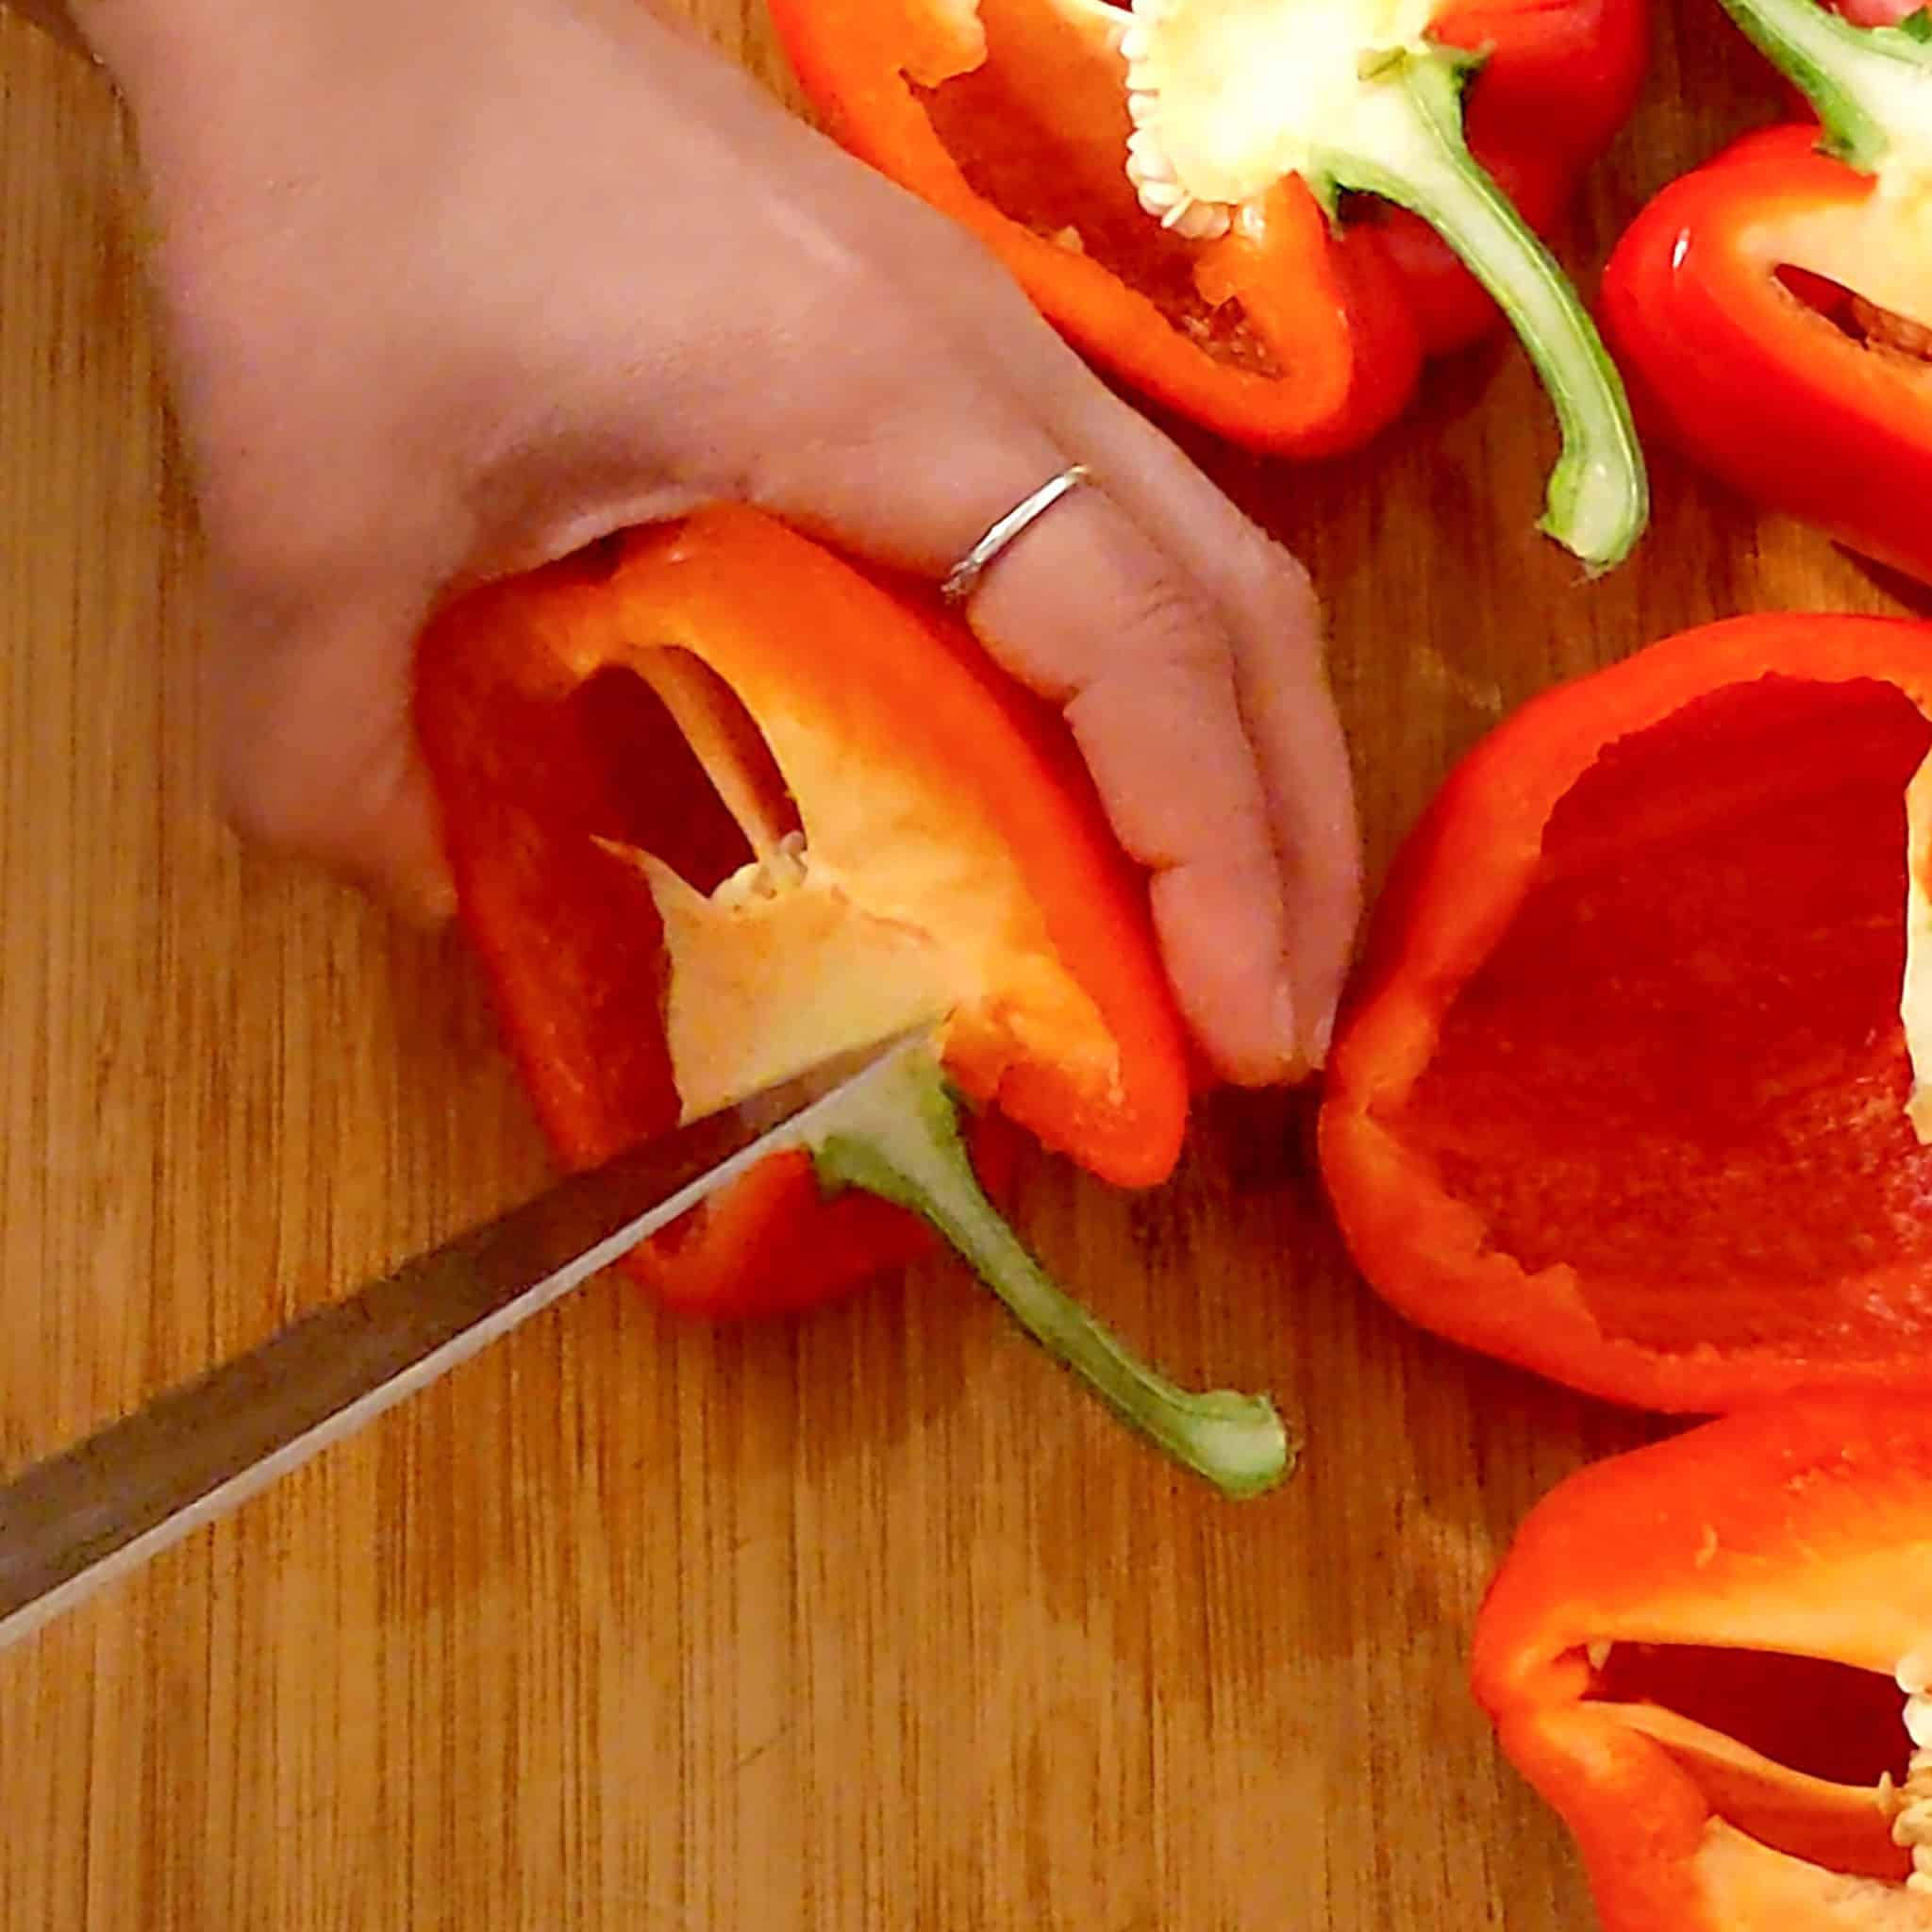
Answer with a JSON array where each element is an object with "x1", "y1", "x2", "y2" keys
[{"x1": 206, "y1": 570, "x2": 455, "y2": 922}]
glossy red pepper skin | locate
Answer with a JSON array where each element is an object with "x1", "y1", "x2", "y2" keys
[
  {"x1": 413, "y1": 508, "x2": 1189, "y2": 1320},
  {"x1": 1318, "y1": 613, "x2": 1932, "y2": 1412},
  {"x1": 765, "y1": 0, "x2": 1646, "y2": 456},
  {"x1": 1603, "y1": 124, "x2": 1932, "y2": 591},
  {"x1": 1474, "y1": 1391, "x2": 1932, "y2": 1929}
]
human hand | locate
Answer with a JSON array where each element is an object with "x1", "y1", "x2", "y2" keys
[{"x1": 78, "y1": 0, "x2": 1359, "y2": 1085}]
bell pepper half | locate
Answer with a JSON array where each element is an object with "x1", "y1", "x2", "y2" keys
[
  {"x1": 1318, "y1": 611, "x2": 1932, "y2": 1412},
  {"x1": 1474, "y1": 1391, "x2": 1932, "y2": 1926},
  {"x1": 413, "y1": 504, "x2": 1289, "y2": 1494},
  {"x1": 1602, "y1": 0, "x2": 1932, "y2": 589},
  {"x1": 766, "y1": 0, "x2": 1649, "y2": 571}
]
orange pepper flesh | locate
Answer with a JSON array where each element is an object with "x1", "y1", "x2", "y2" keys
[
  {"x1": 416, "y1": 556, "x2": 948, "y2": 1317},
  {"x1": 416, "y1": 508, "x2": 1188, "y2": 1319},
  {"x1": 1320, "y1": 614, "x2": 1932, "y2": 1410},
  {"x1": 769, "y1": 0, "x2": 1420, "y2": 453},
  {"x1": 767, "y1": 0, "x2": 1644, "y2": 455},
  {"x1": 1473, "y1": 1392, "x2": 1932, "y2": 1928}
]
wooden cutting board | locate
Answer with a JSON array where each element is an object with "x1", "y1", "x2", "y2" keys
[{"x1": 1, "y1": 5, "x2": 1918, "y2": 1926}]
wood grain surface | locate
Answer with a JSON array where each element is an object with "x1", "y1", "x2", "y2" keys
[{"x1": 2, "y1": 5, "x2": 1923, "y2": 1927}]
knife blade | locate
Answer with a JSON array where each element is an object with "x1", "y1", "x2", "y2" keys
[{"x1": 0, "y1": 1025, "x2": 931, "y2": 1655}]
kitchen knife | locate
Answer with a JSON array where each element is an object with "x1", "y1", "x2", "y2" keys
[{"x1": 0, "y1": 1025, "x2": 931, "y2": 1655}]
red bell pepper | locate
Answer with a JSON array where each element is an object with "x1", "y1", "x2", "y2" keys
[
  {"x1": 1602, "y1": 0, "x2": 1932, "y2": 589},
  {"x1": 1318, "y1": 611, "x2": 1932, "y2": 1412},
  {"x1": 414, "y1": 505, "x2": 1288, "y2": 1493},
  {"x1": 1474, "y1": 1391, "x2": 1932, "y2": 1927},
  {"x1": 767, "y1": 0, "x2": 1648, "y2": 569}
]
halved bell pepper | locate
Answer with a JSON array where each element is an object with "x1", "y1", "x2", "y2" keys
[
  {"x1": 1602, "y1": 0, "x2": 1932, "y2": 589},
  {"x1": 1474, "y1": 1391, "x2": 1932, "y2": 1927},
  {"x1": 1318, "y1": 612, "x2": 1932, "y2": 1412},
  {"x1": 413, "y1": 505, "x2": 1288, "y2": 1493},
  {"x1": 767, "y1": 0, "x2": 1649, "y2": 570}
]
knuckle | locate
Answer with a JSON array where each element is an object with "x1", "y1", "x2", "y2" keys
[{"x1": 1109, "y1": 568, "x2": 1229, "y2": 677}]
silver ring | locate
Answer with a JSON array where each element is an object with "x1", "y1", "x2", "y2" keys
[{"x1": 939, "y1": 464, "x2": 1091, "y2": 607}]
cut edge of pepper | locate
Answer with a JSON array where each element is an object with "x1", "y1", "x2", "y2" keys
[
  {"x1": 895, "y1": 0, "x2": 1405, "y2": 448},
  {"x1": 1740, "y1": 192, "x2": 1932, "y2": 383},
  {"x1": 1323, "y1": 619, "x2": 1932, "y2": 1408},
  {"x1": 567, "y1": 507, "x2": 1193, "y2": 1192},
  {"x1": 1467, "y1": 1398, "x2": 1932, "y2": 1912}
]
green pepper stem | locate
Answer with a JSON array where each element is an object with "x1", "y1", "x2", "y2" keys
[
  {"x1": 808, "y1": 1042, "x2": 1292, "y2": 1499},
  {"x1": 1323, "y1": 50, "x2": 1647, "y2": 574},
  {"x1": 1712, "y1": 0, "x2": 1932, "y2": 172}
]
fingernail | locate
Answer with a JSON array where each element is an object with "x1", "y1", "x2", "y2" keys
[
  {"x1": 1303, "y1": 996, "x2": 1336, "y2": 1069},
  {"x1": 1279, "y1": 973, "x2": 1335, "y2": 1073},
  {"x1": 1273, "y1": 974, "x2": 1307, "y2": 1071}
]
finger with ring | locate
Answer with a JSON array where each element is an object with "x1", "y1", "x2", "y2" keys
[{"x1": 939, "y1": 464, "x2": 1092, "y2": 607}]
